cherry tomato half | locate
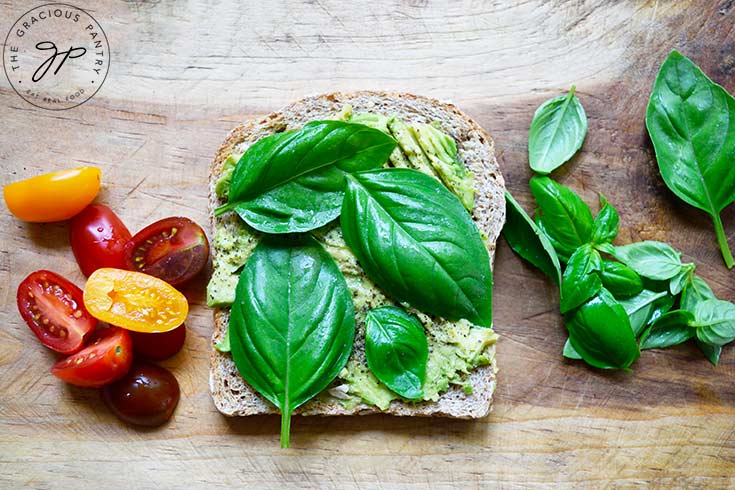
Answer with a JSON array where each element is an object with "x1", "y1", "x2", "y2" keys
[
  {"x1": 83, "y1": 268, "x2": 188, "y2": 333},
  {"x1": 3, "y1": 167, "x2": 101, "y2": 222},
  {"x1": 123, "y1": 217, "x2": 209, "y2": 286},
  {"x1": 16, "y1": 270, "x2": 97, "y2": 354},
  {"x1": 70, "y1": 204, "x2": 132, "y2": 276},
  {"x1": 130, "y1": 324, "x2": 186, "y2": 361},
  {"x1": 51, "y1": 327, "x2": 132, "y2": 387},
  {"x1": 102, "y1": 362, "x2": 180, "y2": 427}
]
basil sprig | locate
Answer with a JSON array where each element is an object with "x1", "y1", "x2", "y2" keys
[
  {"x1": 647, "y1": 50, "x2": 735, "y2": 268},
  {"x1": 528, "y1": 86, "x2": 588, "y2": 174},
  {"x1": 364, "y1": 307, "x2": 428, "y2": 400},
  {"x1": 341, "y1": 168, "x2": 493, "y2": 327},
  {"x1": 229, "y1": 236, "x2": 355, "y2": 448},
  {"x1": 216, "y1": 121, "x2": 396, "y2": 233}
]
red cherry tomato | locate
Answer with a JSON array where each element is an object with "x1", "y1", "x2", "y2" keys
[
  {"x1": 123, "y1": 217, "x2": 209, "y2": 286},
  {"x1": 51, "y1": 327, "x2": 132, "y2": 388},
  {"x1": 130, "y1": 324, "x2": 186, "y2": 361},
  {"x1": 102, "y1": 362, "x2": 180, "y2": 426},
  {"x1": 16, "y1": 270, "x2": 97, "y2": 354},
  {"x1": 70, "y1": 204, "x2": 132, "y2": 276}
]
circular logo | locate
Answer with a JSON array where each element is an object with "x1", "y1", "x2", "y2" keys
[{"x1": 3, "y1": 3, "x2": 109, "y2": 110}]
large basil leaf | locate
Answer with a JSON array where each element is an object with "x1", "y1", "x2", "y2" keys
[
  {"x1": 646, "y1": 50, "x2": 735, "y2": 268},
  {"x1": 503, "y1": 191, "x2": 562, "y2": 285},
  {"x1": 640, "y1": 310, "x2": 695, "y2": 350},
  {"x1": 565, "y1": 288, "x2": 640, "y2": 370},
  {"x1": 693, "y1": 298, "x2": 735, "y2": 346},
  {"x1": 560, "y1": 244, "x2": 602, "y2": 314},
  {"x1": 530, "y1": 176, "x2": 594, "y2": 261},
  {"x1": 591, "y1": 194, "x2": 619, "y2": 245},
  {"x1": 528, "y1": 86, "x2": 588, "y2": 174},
  {"x1": 604, "y1": 241, "x2": 683, "y2": 281},
  {"x1": 364, "y1": 306, "x2": 428, "y2": 400},
  {"x1": 341, "y1": 168, "x2": 493, "y2": 326},
  {"x1": 618, "y1": 289, "x2": 672, "y2": 336},
  {"x1": 599, "y1": 260, "x2": 643, "y2": 298},
  {"x1": 229, "y1": 235, "x2": 355, "y2": 448},
  {"x1": 218, "y1": 121, "x2": 396, "y2": 233}
]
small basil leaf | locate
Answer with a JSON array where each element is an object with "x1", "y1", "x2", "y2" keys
[
  {"x1": 530, "y1": 176, "x2": 594, "y2": 261},
  {"x1": 562, "y1": 337, "x2": 582, "y2": 359},
  {"x1": 669, "y1": 264, "x2": 694, "y2": 296},
  {"x1": 528, "y1": 86, "x2": 588, "y2": 174},
  {"x1": 606, "y1": 241, "x2": 683, "y2": 280},
  {"x1": 693, "y1": 298, "x2": 735, "y2": 346},
  {"x1": 229, "y1": 235, "x2": 356, "y2": 448},
  {"x1": 565, "y1": 288, "x2": 640, "y2": 370},
  {"x1": 591, "y1": 194, "x2": 619, "y2": 244},
  {"x1": 228, "y1": 121, "x2": 396, "y2": 203},
  {"x1": 681, "y1": 275, "x2": 716, "y2": 312},
  {"x1": 503, "y1": 191, "x2": 562, "y2": 285},
  {"x1": 640, "y1": 310, "x2": 695, "y2": 350},
  {"x1": 560, "y1": 244, "x2": 602, "y2": 314},
  {"x1": 646, "y1": 50, "x2": 735, "y2": 268},
  {"x1": 341, "y1": 169, "x2": 493, "y2": 326},
  {"x1": 364, "y1": 306, "x2": 428, "y2": 400},
  {"x1": 617, "y1": 289, "x2": 670, "y2": 336},
  {"x1": 599, "y1": 260, "x2": 643, "y2": 298},
  {"x1": 696, "y1": 338, "x2": 722, "y2": 366}
]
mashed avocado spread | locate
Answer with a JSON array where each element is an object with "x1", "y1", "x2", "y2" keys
[{"x1": 207, "y1": 107, "x2": 496, "y2": 409}]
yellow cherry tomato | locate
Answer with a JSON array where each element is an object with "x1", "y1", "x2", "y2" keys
[
  {"x1": 3, "y1": 167, "x2": 101, "y2": 222},
  {"x1": 83, "y1": 268, "x2": 188, "y2": 333}
]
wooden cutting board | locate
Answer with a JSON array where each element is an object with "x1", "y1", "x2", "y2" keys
[{"x1": 1, "y1": 1, "x2": 733, "y2": 488}]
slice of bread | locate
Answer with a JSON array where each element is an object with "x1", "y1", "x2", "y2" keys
[{"x1": 208, "y1": 91, "x2": 506, "y2": 418}]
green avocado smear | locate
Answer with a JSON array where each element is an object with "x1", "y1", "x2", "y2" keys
[{"x1": 207, "y1": 106, "x2": 495, "y2": 410}]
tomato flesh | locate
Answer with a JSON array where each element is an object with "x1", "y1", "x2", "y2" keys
[
  {"x1": 17, "y1": 270, "x2": 97, "y2": 354},
  {"x1": 3, "y1": 167, "x2": 101, "y2": 222},
  {"x1": 130, "y1": 324, "x2": 186, "y2": 361},
  {"x1": 83, "y1": 268, "x2": 189, "y2": 333},
  {"x1": 102, "y1": 362, "x2": 179, "y2": 426},
  {"x1": 70, "y1": 204, "x2": 132, "y2": 276},
  {"x1": 124, "y1": 217, "x2": 209, "y2": 286},
  {"x1": 51, "y1": 327, "x2": 132, "y2": 387}
]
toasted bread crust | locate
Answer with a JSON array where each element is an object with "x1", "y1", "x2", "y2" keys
[{"x1": 208, "y1": 91, "x2": 505, "y2": 418}]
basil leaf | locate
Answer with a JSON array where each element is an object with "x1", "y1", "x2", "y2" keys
[
  {"x1": 681, "y1": 275, "x2": 715, "y2": 312},
  {"x1": 364, "y1": 306, "x2": 428, "y2": 400},
  {"x1": 640, "y1": 310, "x2": 695, "y2": 350},
  {"x1": 503, "y1": 191, "x2": 562, "y2": 285},
  {"x1": 646, "y1": 50, "x2": 735, "y2": 268},
  {"x1": 229, "y1": 235, "x2": 355, "y2": 448},
  {"x1": 618, "y1": 289, "x2": 672, "y2": 336},
  {"x1": 560, "y1": 245, "x2": 602, "y2": 314},
  {"x1": 565, "y1": 288, "x2": 640, "y2": 370},
  {"x1": 669, "y1": 264, "x2": 694, "y2": 296},
  {"x1": 528, "y1": 86, "x2": 588, "y2": 174},
  {"x1": 696, "y1": 338, "x2": 722, "y2": 366},
  {"x1": 599, "y1": 260, "x2": 643, "y2": 298},
  {"x1": 693, "y1": 298, "x2": 735, "y2": 346},
  {"x1": 606, "y1": 241, "x2": 683, "y2": 280},
  {"x1": 530, "y1": 176, "x2": 594, "y2": 261},
  {"x1": 591, "y1": 194, "x2": 619, "y2": 244},
  {"x1": 562, "y1": 337, "x2": 582, "y2": 359},
  {"x1": 341, "y1": 169, "x2": 493, "y2": 326},
  {"x1": 219, "y1": 121, "x2": 396, "y2": 232}
]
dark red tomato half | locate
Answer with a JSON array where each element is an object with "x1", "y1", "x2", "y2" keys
[
  {"x1": 17, "y1": 270, "x2": 97, "y2": 354},
  {"x1": 70, "y1": 204, "x2": 132, "y2": 276},
  {"x1": 51, "y1": 327, "x2": 133, "y2": 388},
  {"x1": 123, "y1": 217, "x2": 209, "y2": 286},
  {"x1": 130, "y1": 323, "x2": 186, "y2": 361},
  {"x1": 102, "y1": 362, "x2": 180, "y2": 426}
]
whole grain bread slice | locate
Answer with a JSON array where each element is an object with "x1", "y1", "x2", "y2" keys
[{"x1": 208, "y1": 91, "x2": 505, "y2": 419}]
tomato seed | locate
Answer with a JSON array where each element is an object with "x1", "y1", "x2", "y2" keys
[
  {"x1": 28, "y1": 292, "x2": 34, "y2": 298},
  {"x1": 42, "y1": 318, "x2": 49, "y2": 325},
  {"x1": 59, "y1": 330, "x2": 67, "y2": 338},
  {"x1": 73, "y1": 310, "x2": 82, "y2": 318}
]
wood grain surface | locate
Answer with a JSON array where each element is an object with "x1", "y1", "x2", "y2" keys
[{"x1": 1, "y1": 0, "x2": 734, "y2": 488}]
